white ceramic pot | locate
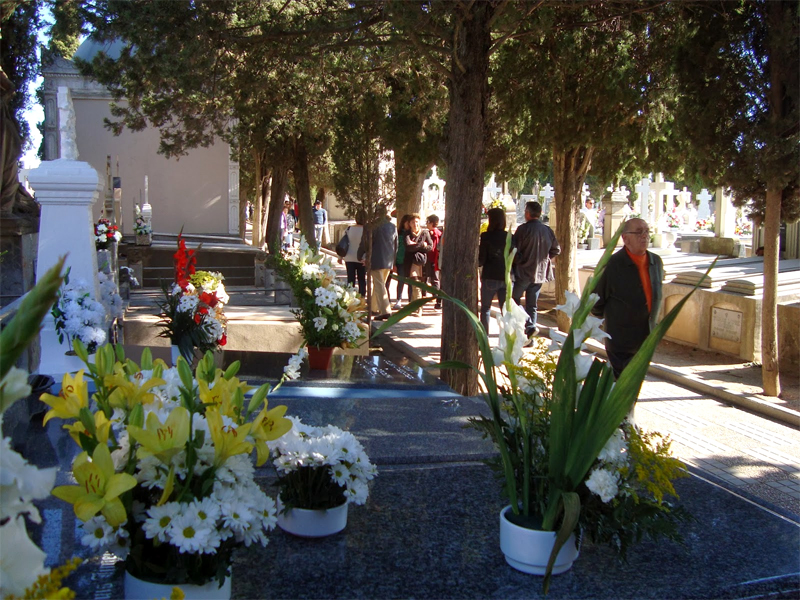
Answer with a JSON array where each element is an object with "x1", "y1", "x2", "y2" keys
[
  {"x1": 277, "y1": 499, "x2": 348, "y2": 538},
  {"x1": 124, "y1": 571, "x2": 231, "y2": 600},
  {"x1": 499, "y1": 506, "x2": 579, "y2": 575}
]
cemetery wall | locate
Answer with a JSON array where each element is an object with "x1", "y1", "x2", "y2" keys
[{"x1": 72, "y1": 99, "x2": 231, "y2": 236}]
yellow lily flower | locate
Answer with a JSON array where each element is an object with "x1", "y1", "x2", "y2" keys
[
  {"x1": 198, "y1": 373, "x2": 250, "y2": 417},
  {"x1": 249, "y1": 402, "x2": 292, "y2": 466},
  {"x1": 127, "y1": 406, "x2": 190, "y2": 464},
  {"x1": 64, "y1": 410, "x2": 112, "y2": 446},
  {"x1": 105, "y1": 367, "x2": 166, "y2": 411},
  {"x1": 52, "y1": 444, "x2": 137, "y2": 527},
  {"x1": 42, "y1": 370, "x2": 89, "y2": 426},
  {"x1": 206, "y1": 408, "x2": 253, "y2": 467}
]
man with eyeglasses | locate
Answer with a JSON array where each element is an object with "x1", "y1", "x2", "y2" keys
[{"x1": 592, "y1": 218, "x2": 664, "y2": 378}]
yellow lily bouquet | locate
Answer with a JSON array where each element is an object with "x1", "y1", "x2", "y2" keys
[{"x1": 43, "y1": 341, "x2": 293, "y2": 588}]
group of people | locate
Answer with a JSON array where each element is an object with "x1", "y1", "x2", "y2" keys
[
  {"x1": 340, "y1": 210, "x2": 442, "y2": 321},
  {"x1": 280, "y1": 198, "x2": 328, "y2": 250},
  {"x1": 479, "y1": 200, "x2": 662, "y2": 378}
]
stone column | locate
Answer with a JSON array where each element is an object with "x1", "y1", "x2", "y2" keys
[
  {"x1": 603, "y1": 187, "x2": 631, "y2": 247},
  {"x1": 634, "y1": 177, "x2": 651, "y2": 223},
  {"x1": 715, "y1": 187, "x2": 736, "y2": 238}
]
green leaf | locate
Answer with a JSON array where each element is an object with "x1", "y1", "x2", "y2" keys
[{"x1": 543, "y1": 491, "x2": 581, "y2": 594}]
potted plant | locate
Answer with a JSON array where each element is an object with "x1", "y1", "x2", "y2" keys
[
  {"x1": 43, "y1": 342, "x2": 300, "y2": 599},
  {"x1": 271, "y1": 236, "x2": 368, "y2": 370},
  {"x1": 268, "y1": 416, "x2": 377, "y2": 537},
  {"x1": 156, "y1": 234, "x2": 229, "y2": 364},
  {"x1": 375, "y1": 223, "x2": 706, "y2": 592}
]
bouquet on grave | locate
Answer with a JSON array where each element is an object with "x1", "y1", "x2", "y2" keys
[
  {"x1": 156, "y1": 234, "x2": 228, "y2": 362},
  {"x1": 377, "y1": 224, "x2": 698, "y2": 591},
  {"x1": 51, "y1": 270, "x2": 108, "y2": 354},
  {"x1": 45, "y1": 343, "x2": 295, "y2": 587},
  {"x1": 95, "y1": 218, "x2": 122, "y2": 250},
  {"x1": 268, "y1": 417, "x2": 377, "y2": 511},
  {"x1": 695, "y1": 218, "x2": 714, "y2": 232},
  {"x1": 133, "y1": 205, "x2": 152, "y2": 236},
  {"x1": 271, "y1": 236, "x2": 367, "y2": 350}
]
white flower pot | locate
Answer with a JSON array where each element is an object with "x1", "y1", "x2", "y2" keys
[
  {"x1": 277, "y1": 499, "x2": 348, "y2": 538},
  {"x1": 124, "y1": 571, "x2": 231, "y2": 600},
  {"x1": 499, "y1": 506, "x2": 579, "y2": 575}
]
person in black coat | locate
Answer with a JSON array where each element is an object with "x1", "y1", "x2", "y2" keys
[
  {"x1": 591, "y1": 218, "x2": 664, "y2": 378},
  {"x1": 478, "y1": 208, "x2": 512, "y2": 333}
]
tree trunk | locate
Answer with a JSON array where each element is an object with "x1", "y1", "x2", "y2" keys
[
  {"x1": 395, "y1": 157, "x2": 426, "y2": 217},
  {"x1": 239, "y1": 188, "x2": 248, "y2": 241},
  {"x1": 252, "y1": 149, "x2": 264, "y2": 248},
  {"x1": 292, "y1": 136, "x2": 316, "y2": 247},
  {"x1": 267, "y1": 164, "x2": 290, "y2": 254},
  {"x1": 440, "y1": 2, "x2": 494, "y2": 395},
  {"x1": 552, "y1": 145, "x2": 594, "y2": 331}
]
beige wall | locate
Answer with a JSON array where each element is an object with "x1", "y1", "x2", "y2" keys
[{"x1": 74, "y1": 98, "x2": 231, "y2": 235}]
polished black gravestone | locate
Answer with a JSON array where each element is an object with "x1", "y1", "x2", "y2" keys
[{"x1": 20, "y1": 349, "x2": 800, "y2": 599}]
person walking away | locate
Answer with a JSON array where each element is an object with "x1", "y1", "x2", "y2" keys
[
  {"x1": 424, "y1": 214, "x2": 443, "y2": 309},
  {"x1": 358, "y1": 209, "x2": 397, "y2": 320},
  {"x1": 405, "y1": 213, "x2": 433, "y2": 317},
  {"x1": 393, "y1": 214, "x2": 412, "y2": 309},
  {"x1": 341, "y1": 212, "x2": 366, "y2": 296},
  {"x1": 479, "y1": 208, "x2": 512, "y2": 333},
  {"x1": 312, "y1": 199, "x2": 328, "y2": 246},
  {"x1": 280, "y1": 202, "x2": 295, "y2": 250},
  {"x1": 591, "y1": 218, "x2": 663, "y2": 379},
  {"x1": 511, "y1": 201, "x2": 560, "y2": 342}
]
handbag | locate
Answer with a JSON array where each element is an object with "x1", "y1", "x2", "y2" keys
[
  {"x1": 335, "y1": 229, "x2": 350, "y2": 258},
  {"x1": 413, "y1": 251, "x2": 427, "y2": 266}
]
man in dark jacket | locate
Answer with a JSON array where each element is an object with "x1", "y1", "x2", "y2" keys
[
  {"x1": 512, "y1": 201, "x2": 560, "y2": 341},
  {"x1": 591, "y1": 218, "x2": 664, "y2": 378},
  {"x1": 358, "y1": 210, "x2": 397, "y2": 319}
]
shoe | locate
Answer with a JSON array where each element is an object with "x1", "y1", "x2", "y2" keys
[
  {"x1": 392, "y1": 301, "x2": 402, "y2": 310},
  {"x1": 523, "y1": 337, "x2": 536, "y2": 348},
  {"x1": 434, "y1": 302, "x2": 442, "y2": 310},
  {"x1": 413, "y1": 310, "x2": 422, "y2": 317},
  {"x1": 374, "y1": 313, "x2": 391, "y2": 321}
]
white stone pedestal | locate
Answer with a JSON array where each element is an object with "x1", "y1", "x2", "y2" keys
[{"x1": 28, "y1": 159, "x2": 104, "y2": 376}]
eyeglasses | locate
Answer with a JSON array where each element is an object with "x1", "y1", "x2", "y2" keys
[{"x1": 623, "y1": 229, "x2": 650, "y2": 236}]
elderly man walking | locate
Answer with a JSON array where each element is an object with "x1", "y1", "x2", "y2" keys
[
  {"x1": 358, "y1": 210, "x2": 397, "y2": 320},
  {"x1": 591, "y1": 218, "x2": 664, "y2": 378},
  {"x1": 512, "y1": 201, "x2": 560, "y2": 342}
]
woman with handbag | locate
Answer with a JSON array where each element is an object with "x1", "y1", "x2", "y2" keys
[{"x1": 404, "y1": 213, "x2": 433, "y2": 317}]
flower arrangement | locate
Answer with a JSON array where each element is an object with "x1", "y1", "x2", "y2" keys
[
  {"x1": 0, "y1": 258, "x2": 81, "y2": 599},
  {"x1": 665, "y1": 209, "x2": 682, "y2": 229},
  {"x1": 157, "y1": 235, "x2": 228, "y2": 362},
  {"x1": 375, "y1": 224, "x2": 706, "y2": 591},
  {"x1": 735, "y1": 220, "x2": 752, "y2": 236},
  {"x1": 133, "y1": 205, "x2": 152, "y2": 236},
  {"x1": 44, "y1": 342, "x2": 294, "y2": 588},
  {"x1": 695, "y1": 218, "x2": 714, "y2": 232},
  {"x1": 95, "y1": 218, "x2": 122, "y2": 249},
  {"x1": 268, "y1": 417, "x2": 377, "y2": 510},
  {"x1": 50, "y1": 271, "x2": 108, "y2": 353},
  {"x1": 272, "y1": 236, "x2": 368, "y2": 350}
]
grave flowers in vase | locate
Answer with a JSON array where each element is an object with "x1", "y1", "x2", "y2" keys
[
  {"x1": 272, "y1": 236, "x2": 368, "y2": 369},
  {"x1": 45, "y1": 343, "x2": 295, "y2": 597},
  {"x1": 157, "y1": 234, "x2": 228, "y2": 364},
  {"x1": 268, "y1": 417, "x2": 377, "y2": 537},
  {"x1": 375, "y1": 223, "x2": 701, "y2": 592},
  {"x1": 94, "y1": 218, "x2": 122, "y2": 250}
]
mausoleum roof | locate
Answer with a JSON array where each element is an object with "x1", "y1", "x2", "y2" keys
[{"x1": 73, "y1": 37, "x2": 126, "y2": 62}]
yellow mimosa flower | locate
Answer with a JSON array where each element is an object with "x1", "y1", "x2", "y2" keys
[
  {"x1": 52, "y1": 444, "x2": 137, "y2": 527},
  {"x1": 64, "y1": 409, "x2": 112, "y2": 446},
  {"x1": 41, "y1": 370, "x2": 89, "y2": 425},
  {"x1": 206, "y1": 408, "x2": 253, "y2": 467},
  {"x1": 127, "y1": 406, "x2": 190, "y2": 464},
  {"x1": 105, "y1": 367, "x2": 165, "y2": 411},
  {"x1": 249, "y1": 402, "x2": 292, "y2": 466}
]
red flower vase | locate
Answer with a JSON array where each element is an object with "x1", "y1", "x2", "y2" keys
[{"x1": 307, "y1": 346, "x2": 335, "y2": 371}]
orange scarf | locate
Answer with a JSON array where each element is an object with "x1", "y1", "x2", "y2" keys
[{"x1": 626, "y1": 248, "x2": 652, "y2": 313}]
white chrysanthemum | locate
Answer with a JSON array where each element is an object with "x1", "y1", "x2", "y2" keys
[
  {"x1": 314, "y1": 286, "x2": 338, "y2": 308},
  {"x1": 177, "y1": 294, "x2": 199, "y2": 314},
  {"x1": 220, "y1": 500, "x2": 253, "y2": 535},
  {"x1": 169, "y1": 513, "x2": 212, "y2": 553},
  {"x1": 201, "y1": 316, "x2": 224, "y2": 342},
  {"x1": 109, "y1": 525, "x2": 131, "y2": 560},
  {"x1": 142, "y1": 503, "x2": 181, "y2": 542},
  {"x1": 598, "y1": 428, "x2": 629, "y2": 465},
  {"x1": 585, "y1": 468, "x2": 619, "y2": 503},
  {"x1": 313, "y1": 316, "x2": 327, "y2": 331},
  {"x1": 81, "y1": 516, "x2": 114, "y2": 550},
  {"x1": 343, "y1": 321, "x2": 362, "y2": 342}
]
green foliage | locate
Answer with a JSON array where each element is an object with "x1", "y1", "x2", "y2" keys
[{"x1": 275, "y1": 466, "x2": 347, "y2": 511}]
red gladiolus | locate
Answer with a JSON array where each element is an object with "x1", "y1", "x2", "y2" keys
[
  {"x1": 220, "y1": 333, "x2": 227, "y2": 346},
  {"x1": 173, "y1": 234, "x2": 197, "y2": 284},
  {"x1": 199, "y1": 291, "x2": 218, "y2": 308}
]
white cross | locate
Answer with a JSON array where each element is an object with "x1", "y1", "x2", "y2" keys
[
  {"x1": 696, "y1": 188, "x2": 712, "y2": 220},
  {"x1": 540, "y1": 183, "x2": 555, "y2": 201}
]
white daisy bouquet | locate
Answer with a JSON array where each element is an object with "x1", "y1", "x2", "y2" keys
[
  {"x1": 272, "y1": 236, "x2": 367, "y2": 350},
  {"x1": 44, "y1": 342, "x2": 294, "y2": 588},
  {"x1": 94, "y1": 217, "x2": 122, "y2": 249},
  {"x1": 50, "y1": 271, "x2": 108, "y2": 353},
  {"x1": 157, "y1": 234, "x2": 229, "y2": 362},
  {"x1": 379, "y1": 224, "x2": 699, "y2": 591},
  {"x1": 268, "y1": 417, "x2": 377, "y2": 510}
]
